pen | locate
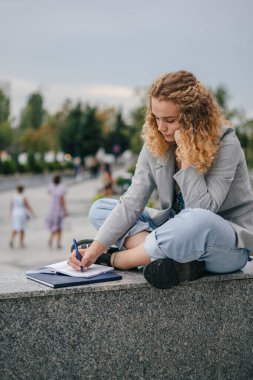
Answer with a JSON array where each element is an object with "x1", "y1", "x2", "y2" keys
[{"x1": 73, "y1": 238, "x2": 83, "y2": 272}]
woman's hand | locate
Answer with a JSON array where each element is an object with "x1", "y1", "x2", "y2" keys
[
  {"x1": 174, "y1": 130, "x2": 190, "y2": 170},
  {"x1": 67, "y1": 241, "x2": 106, "y2": 271},
  {"x1": 174, "y1": 130, "x2": 180, "y2": 145}
]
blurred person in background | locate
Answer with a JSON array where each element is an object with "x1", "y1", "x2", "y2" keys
[
  {"x1": 89, "y1": 157, "x2": 100, "y2": 178},
  {"x1": 103, "y1": 163, "x2": 114, "y2": 196},
  {"x1": 46, "y1": 174, "x2": 68, "y2": 249},
  {"x1": 9, "y1": 185, "x2": 35, "y2": 248},
  {"x1": 74, "y1": 156, "x2": 82, "y2": 179}
]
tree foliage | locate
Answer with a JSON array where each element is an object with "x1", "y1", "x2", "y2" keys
[
  {"x1": 104, "y1": 111, "x2": 130, "y2": 155},
  {"x1": 211, "y1": 85, "x2": 243, "y2": 121},
  {"x1": 19, "y1": 124, "x2": 56, "y2": 154},
  {"x1": 0, "y1": 121, "x2": 13, "y2": 151},
  {"x1": 236, "y1": 119, "x2": 253, "y2": 168},
  {"x1": 19, "y1": 92, "x2": 46, "y2": 129},
  {"x1": 129, "y1": 105, "x2": 146, "y2": 154},
  {"x1": 2, "y1": 84, "x2": 253, "y2": 172},
  {"x1": 0, "y1": 89, "x2": 10, "y2": 123},
  {"x1": 59, "y1": 103, "x2": 104, "y2": 159},
  {"x1": 0, "y1": 89, "x2": 12, "y2": 151}
]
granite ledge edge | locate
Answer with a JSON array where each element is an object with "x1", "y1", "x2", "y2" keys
[{"x1": 0, "y1": 270, "x2": 253, "y2": 300}]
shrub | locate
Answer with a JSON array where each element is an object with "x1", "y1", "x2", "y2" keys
[
  {"x1": 46, "y1": 161, "x2": 63, "y2": 172},
  {"x1": 27, "y1": 152, "x2": 45, "y2": 173},
  {"x1": 17, "y1": 162, "x2": 30, "y2": 173},
  {"x1": 116, "y1": 176, "x2": 125, "y2": 187},
  {"x1": 33, "y1": 160, "x2": 45, "y2": 173},
  {"x1": 0, "y1": 159, "x2": 16, "y2": 175}
]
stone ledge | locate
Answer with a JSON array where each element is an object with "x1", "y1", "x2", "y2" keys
[
  {"x1": 1, "y1": 271, "x2": 253, "y2": 380},
  {"x1": 1, "y1": 270, "x2": 253, "y2": 300}
]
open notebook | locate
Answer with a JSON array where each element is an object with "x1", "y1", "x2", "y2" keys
[
  {"x1": 26, "y1": 260, "x2": 122, "y2": 288},
  {"x1": 26, "y1": 260, "x2": 114, "y2": 278}
]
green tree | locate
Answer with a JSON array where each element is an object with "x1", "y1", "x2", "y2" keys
[
  {"x1": 19, "y1": 92, "x2": 46, "y2": 129},
  {"x1": 19, "y1": 128, "x2": 39, "y2": 153},
  {"x1": 81, "y1": 106, "x2": 104, "y2": 157},
  {"x1": 0, "y1": 121, "x2": 13, "y2": 151},
  {"x1": 0, "y1": 89, "x2": 10, "y2": 123},
  {"x1": 59, "y1": 103, "x2": 104, "y2": 159},
  {"x1": 211, "y1": 85, "x2": 243, "y2": 121},
  {"x1": 211, "y1": 85, "x2": 253, "y2": 167},
  {"x1": 236, "y1": 119, "x2": 253, "y2": 168},
  {"x1": 96, "y1": 107, "x2": 117, "y2": 136},
  {"x1": 129, "y1": 104, "x2": 146, "y2": 154},
  {"x1": 43, "y1": 98, "x2": 74, "y2": 158},
  {"x1": 104, "y1": 110, "x2": 130, "y2": 156},
  {"x1": 0, "y1": 89, "x2": 13, "y2": 152}
]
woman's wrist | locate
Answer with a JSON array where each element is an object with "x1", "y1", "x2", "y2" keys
[{"x1": 90, "y1": 240, "x2": 107, "y2": 256}]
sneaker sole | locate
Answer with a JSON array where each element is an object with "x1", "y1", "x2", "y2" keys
[{"x1": 143, "y1": 259, "x2": 205, "y2": 289}]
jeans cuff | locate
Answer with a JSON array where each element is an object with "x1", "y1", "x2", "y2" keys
[{"x1": 144, "y1": 230, "x2": 166, "y2": 260}]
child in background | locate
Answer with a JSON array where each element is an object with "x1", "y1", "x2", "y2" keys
[{"x1": 10, "y1": 185, "x2": 35, "y2": 248}]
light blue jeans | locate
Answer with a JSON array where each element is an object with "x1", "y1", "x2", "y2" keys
[{"x1": 89, "y1": 198, "x2": 250, "y2": 273}]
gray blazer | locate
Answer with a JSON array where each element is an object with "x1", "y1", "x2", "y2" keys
[{"x1": 95, "y1": 127, "x2": 253, "y2": 250}]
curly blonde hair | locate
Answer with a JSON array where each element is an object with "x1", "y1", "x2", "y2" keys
[{"x1": 142, "y1": 70, "x2": 226, "y2": 173}]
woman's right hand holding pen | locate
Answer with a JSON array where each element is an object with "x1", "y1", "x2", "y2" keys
[{"x1": 68, "y1": 241, "x2": 106, "y2": 271}]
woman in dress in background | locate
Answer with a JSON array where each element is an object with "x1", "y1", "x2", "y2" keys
[
  {"x1": 10, "y1": 185, "x2": 35, "y2": 248},
  {"x1": 46, "y1": 174, "x2": 68, "y2": 249}
]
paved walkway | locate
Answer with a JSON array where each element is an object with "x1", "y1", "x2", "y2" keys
[{"x1": 0, "y1": 174, "x2": 113, "y2": 274}]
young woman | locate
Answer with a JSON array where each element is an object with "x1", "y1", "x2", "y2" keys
[{"x1": 68, "y1": 70, "x2": 253, "y2": 289}]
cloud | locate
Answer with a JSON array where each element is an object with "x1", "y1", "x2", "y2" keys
[
  {"x1": 0, "y1": 75, "x2": 142, "y2": 122},
  {"x1": 86, "y1": 85, "x2": 134, "y2": 98}
]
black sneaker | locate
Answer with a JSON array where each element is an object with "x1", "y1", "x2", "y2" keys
[
  {"x1": 70, "y1": 239, "x2": 119, "y2": 267},
  {"x1": 70, "y1": 239, "x2": 94, "y2": 252},
  {"x1": 143, "y1": 258, "x2": 205, "y2": 289}
]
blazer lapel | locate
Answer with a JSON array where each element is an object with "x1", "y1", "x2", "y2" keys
[{"x1": 155, "y1": 147, "x2": 175, "y2": 208}]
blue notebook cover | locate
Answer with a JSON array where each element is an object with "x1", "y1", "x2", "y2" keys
[{"x1": 26, "y1": 271, "x2": 122, "y2": 288}]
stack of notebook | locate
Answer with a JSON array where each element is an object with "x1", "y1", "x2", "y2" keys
[{"x1": 26, "y1": 260, "x2": 122, "y2": 288}]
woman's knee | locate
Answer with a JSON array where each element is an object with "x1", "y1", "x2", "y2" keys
[
  {"x1": 155, "y1": 208, "x2": 236, "y2": 260},
  {"x1": 171, "y1": 208, "x2": 214, "y2": 236},
  {"x1": 179, "y1": 208, "x2": 235, "y2": 244}
]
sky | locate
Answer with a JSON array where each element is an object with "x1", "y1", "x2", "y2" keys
[{"x1": 0, "y1": 0, "x2": 253, "y2": 123}]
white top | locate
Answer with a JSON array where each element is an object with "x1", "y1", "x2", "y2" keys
[{"x1": 11, "y1": 194, "x2": 27, "y2": 231}]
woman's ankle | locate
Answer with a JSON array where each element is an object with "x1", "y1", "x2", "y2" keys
[{"x1": 110, "y1": 252, "x2": 118, "y2": 267}]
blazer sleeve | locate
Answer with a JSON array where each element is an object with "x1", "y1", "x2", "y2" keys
[
  {"x1": 94, "y1": 145, "x2": 156, "y2": 249},
  {"x1": 173, "y1": 134, "x2": 243, "y2": 213}
]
